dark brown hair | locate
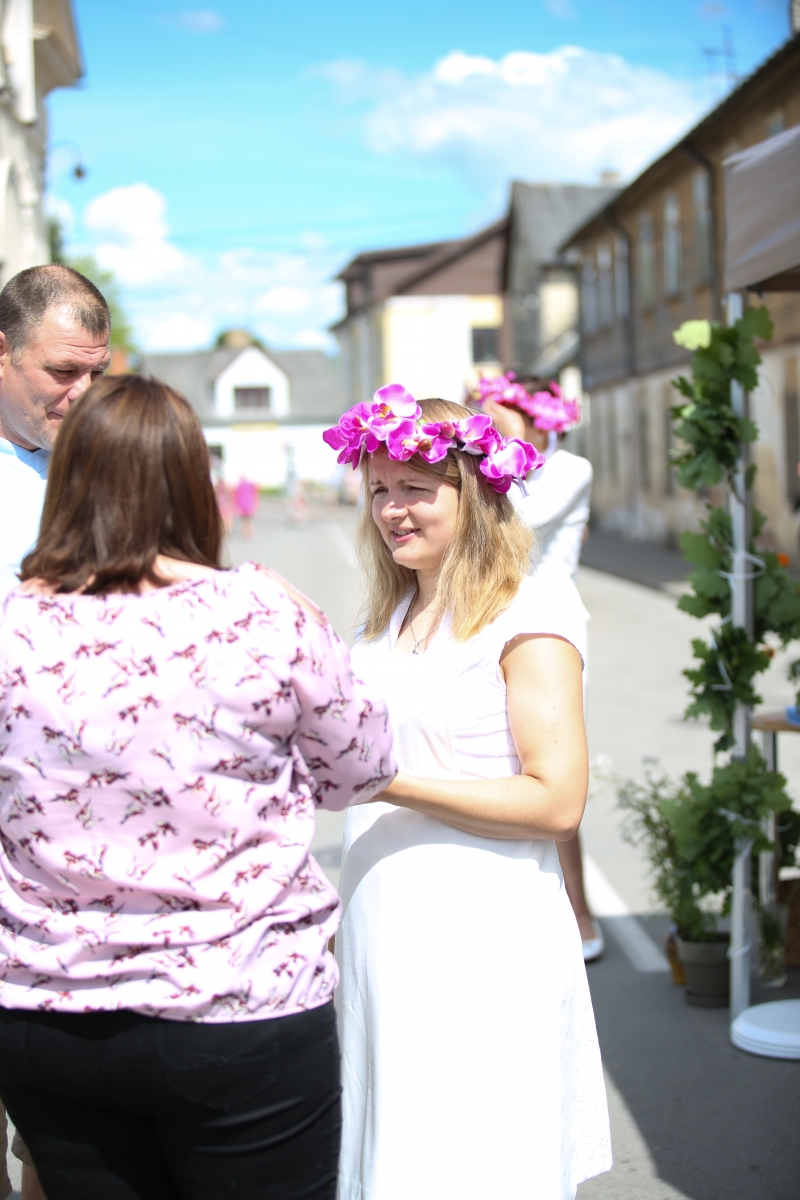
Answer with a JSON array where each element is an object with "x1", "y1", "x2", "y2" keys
[
  {"x1": 514, "y1": 374, "x2": 558, "y2": 397},
  {"x1": 0, "y1": 265, "x2": 110, "y2": 362},
  {"x1": 21, "y1": 374, "x2": 223, "y2": 595}
]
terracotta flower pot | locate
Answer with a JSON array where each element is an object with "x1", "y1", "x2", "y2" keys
[
  {"x1": 664, "y1": 926, "x2": 687, "y2": 985},
  {"x1": 677, "y1": 934, "x2": 730, "y2": 1007}
]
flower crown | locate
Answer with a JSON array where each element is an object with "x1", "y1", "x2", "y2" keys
[
  {"x1": 473, "y1": 372, "x2": 580, "y2": 434},
  {"x1": 322, "y1": 383, "x2": 544, "y2": 494}
]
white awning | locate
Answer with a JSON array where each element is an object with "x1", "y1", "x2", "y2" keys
[{"x1": 724, "y1": 123, "x2": 800, "y2": 292}]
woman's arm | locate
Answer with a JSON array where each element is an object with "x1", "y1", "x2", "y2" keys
[{"x1": 377, "y1": 634, "x2": 588, "y2": 840}]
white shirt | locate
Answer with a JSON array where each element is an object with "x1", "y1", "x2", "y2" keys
[
  {"x1": 511, "y1": 447, "x2": 592, "y2": 580},
  {"x1": 0, "y1": 436, "x2": 50, "y2": 600}
]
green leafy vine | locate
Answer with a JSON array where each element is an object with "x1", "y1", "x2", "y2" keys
[
  {"x1": 677, "y1": 505, "x2": 800, "y2": 750},
  {"x1": 670, "y1": 307, "x2": 772, "y2": 491},
  {"x1": 615, "y1": 303, "x2": 800, "y2": 937}
]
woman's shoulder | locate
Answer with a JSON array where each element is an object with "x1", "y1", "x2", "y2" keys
[
  {"x1": 238, "y1": 563, "x2": 328, "y2": 627},
  {"x1": 550, "y1": 448, "x2": 593, "y2": 487},
  {"x1": 481, "y1": 571, "x2": 588, "y2": 662}
]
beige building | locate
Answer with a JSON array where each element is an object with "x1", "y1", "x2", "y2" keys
[
  {"x1": 0, "y1": 1, "x2": 82, "y2": 283},
  {"x1": 333, "y1": 182, "x2": 617, "y2": 411},
  {"x1": 562, "y1": 30, "x2": 800, "y2": 553},
  {"x1": 332, "y1": 221, "x2": 509, "y2": 407}
]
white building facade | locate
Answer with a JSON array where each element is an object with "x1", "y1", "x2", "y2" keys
[
  {"x1": 0, "y1": 1, "x2": 82, "y2": 282},
  {"x1": 141, "y1": 341, "x2": 345, "y2": 490}
]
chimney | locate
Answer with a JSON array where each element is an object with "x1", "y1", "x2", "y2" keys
[{"x1": 793, "y1": 0, "x2": 800, "y2": 34}]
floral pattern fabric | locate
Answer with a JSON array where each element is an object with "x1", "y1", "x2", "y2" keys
[{"x1": 0, "y1": 563, "x2": 395, "y2": 1022}]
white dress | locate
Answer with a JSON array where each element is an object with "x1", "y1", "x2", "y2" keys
[{"x1": 337, "y1": 573, "x2": 611, "y2": 1200}]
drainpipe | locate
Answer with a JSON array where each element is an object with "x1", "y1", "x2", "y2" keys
[
  {"x1": 681, "y1": 142, "x2": 722, "y2": 320},
  {"x1": 604, "y1": 210, "x2": 636, "y2": 380},
  {"x1": 603, "y1": 208, "x2": 639, "y2": 537}
]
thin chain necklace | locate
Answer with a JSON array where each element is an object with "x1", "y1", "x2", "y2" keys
[{"x1": 408, "y1": 593, "x2": 435, "y2": 655}]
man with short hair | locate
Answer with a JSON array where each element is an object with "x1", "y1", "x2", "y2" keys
[
  {"x1": 0, "y1": 264, "x2": 110, "y2": 1200},
  {"x1": 0, "y1": 264, "x2": 111, "y2": 596}
]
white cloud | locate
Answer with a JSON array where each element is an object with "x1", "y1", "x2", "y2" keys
[
  {"x1": 142, "y1": 312, "x2": 215, "y2": 351},
  {"x1": 329, "y1": 46, "x2": 707, "y2": 203},
  {"x1": 170, "y1": 10, "x2": 225, "y2": 33},
  {"x1": 77, "y1": 186, "x2": 343, "y2": 353},
  {"x1": 291, "y1": 328, "x2": 338, "y2": 350},
  {"x1": 255, "y1": 286, "x2": 314, "y2": 315},
  {"x1": 83, "y1": 184, "x2": 193, "y2": 286}
]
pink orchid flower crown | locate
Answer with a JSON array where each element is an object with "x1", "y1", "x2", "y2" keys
[
  {"x1": 473, "y1": 372, "x2": 580, "y2": 434},
  {"x1": 323, "y1": 384, "x2": 544, "y2": 495}
]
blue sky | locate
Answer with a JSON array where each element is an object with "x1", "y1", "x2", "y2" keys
[{"x1": 49, "y1": 0, "x2": 791, "y2": 352}]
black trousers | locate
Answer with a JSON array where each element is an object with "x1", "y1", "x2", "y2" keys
[{"x1": 0, "y1": 1002, "x2": 340, "y2": 1200}]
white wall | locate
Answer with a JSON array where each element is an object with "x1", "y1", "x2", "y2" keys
[
  {"x1": 214, "y1": 347, "x2": 290, "y2": 420},
  {"x1": 382, "y1": 295, "x2": 472, "y2": 401},
  {"x1": 205, "y1": 424, "x2": 342, "y2": 489}
]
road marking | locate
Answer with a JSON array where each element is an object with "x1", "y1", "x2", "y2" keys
[
  {"x1": 584, "y1": 855, "x2": 669, "y2": 973},
  {"x1": 327, "y1": 523, "x2": 357, "y2": 568}
]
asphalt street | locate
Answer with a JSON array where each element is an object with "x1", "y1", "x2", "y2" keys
[{"x1": 222, "y1": 500, "x2": 800, "y2": 1200}]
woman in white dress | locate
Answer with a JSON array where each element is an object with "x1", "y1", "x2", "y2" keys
[
  {"x1": 478, "y1": 373, "x2": 602, "y2": 962},
  {"x1": 323, "y1": 387, "x2": 611, "y2": 1200}
]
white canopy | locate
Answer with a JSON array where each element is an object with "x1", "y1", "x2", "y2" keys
[{"x1": 724, "y1": 122, "x2": 800, "y2": 293}]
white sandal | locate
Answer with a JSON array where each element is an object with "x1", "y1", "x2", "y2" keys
[{"x1": 582, "y1": 920, "x2": 605, "y2": 963}]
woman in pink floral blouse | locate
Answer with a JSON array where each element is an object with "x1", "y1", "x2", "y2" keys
[{"x1": 0, "y1": 375, "x2": 395, "y2": 1200}]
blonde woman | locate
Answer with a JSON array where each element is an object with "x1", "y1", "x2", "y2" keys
[{"x1": 323, "y1": 388, "x2": 611, "y2": 1200}]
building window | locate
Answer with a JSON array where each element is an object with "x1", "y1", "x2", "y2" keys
[
  {"x1": 638, "y1": 398, "x2": 651, "y2": 492},
  {"x1": 614, "y1": 235, "x2": 629, "y2": 318},
  {"x1": 784, "y1": 357, "x2": 800, "y2": 508},
  {"x1": 766, "y1": 110, "x2": 785, "y2": 139},
  {"x1": 597, "y1": 243, "x2": 613, "y2": 328},
  {"x1": 234, "y1": 386, "x2": 271, "y2": 411},
  {"x1": 663, "y1": 192, "x2": 682, "y2": 299},
  {"x1": 607, "y1": 395, "x2": 619, "y2": 484},
  {"x1": 582, "y1": 258, "x2": 598, "y2": 335},
  {"x1": 637, "y1": 213, "x2": 656, "y2": 310},
  {"x1": 591, "y1": 396, "x2": 605, "y2": 482},
  {"x1": 663, "y1": 384, "x2": 675, "y2": 496},
  {"x1": 472, "y1": 327, "x2": 499, "y2": 364},
  {"x1": 692, "y1": 169, "x2": 713, "y2": 286}
]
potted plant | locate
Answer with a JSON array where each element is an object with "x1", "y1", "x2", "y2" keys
[
  {"x1": 618, "y1": 762, "x2": 726, "y2": 1003},
  {"x1": 618, "y1": 751, "x2": 788, "y2": 1006}
]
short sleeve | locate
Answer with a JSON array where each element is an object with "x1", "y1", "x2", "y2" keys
[
  {"x1": 484, "y1": 570, "x2": 588, "y2": 667},
  {"x1": 231, "y1": 564, "x2": 397, "y2": 810}
]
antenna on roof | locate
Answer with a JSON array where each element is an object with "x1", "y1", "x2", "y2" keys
[
  {"x1": 722, "y1": 25, "x2": 738, "y2": 85},
  {"x1": 702, "y1": 25, "x2": 738, "y2": 102}
]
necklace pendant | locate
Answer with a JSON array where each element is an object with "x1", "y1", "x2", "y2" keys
[{"x1": 412, "y1": 643, "x2": 419, "y2": 655}]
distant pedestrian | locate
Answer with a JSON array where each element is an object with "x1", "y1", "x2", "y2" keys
[
  {"x1": 215, "y1": 474, "x2": 235, "y2": 535},
  {"x1": 325, "y1": 387, "x2": 611, "y2": 1200},
  {"x1": 479, "y1": 373, "x2": 602, "y2": 961},
  {"x1": 288, "y1": 477, "x2": 310, "y2": 525},
  {"x1": 0, "y1": 263, "x2": 111, "y2": 1200},
  {"x1": 0, "y1": 374, "x2": 395, "y2": 1200},
  {"x1": 234, "y1": 474, "x2": 259, "y2": 538}
]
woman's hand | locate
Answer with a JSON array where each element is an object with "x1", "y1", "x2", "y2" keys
[{"x1": 374, "y1": 636, "x2": 588, "y2": 840}]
